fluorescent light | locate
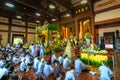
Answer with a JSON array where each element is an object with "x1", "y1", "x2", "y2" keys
[
  {"x1": 51, "y1": 18, "x2": 56, "y2": 21},
  {"x1": 5, "y1": 2, "x2": 14, "y2": 8},
  {"x1": 81, "y1": 0, "x2": 88, "y2": 4},
  {"x1": 35, "y1": 13, "x2": 41, "y2": 16},
  {"x1": 66, "y1": 13, "x2": 71, "y2": 17},
  {"x1": 49, "y1": 4, "x2": 55, "y2": 9},
  {"x1": 16, "y1": 16, "x2": 22, "y2": 19},
  {"x1": 36, "y1": 20, "x2": 40, "y2": 23}
]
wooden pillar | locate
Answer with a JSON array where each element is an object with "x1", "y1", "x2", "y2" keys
[
  {"x1": 25, "y1": 21, "x2": 28, "y2": 43},
  {"x1": 89, "y1": 0, "x2": 95, "y2": 44},
  {"x1": 91, "y1": 15, "x2": 95, "y2": 39},
  {"x1": 8, "y1": 18, "x2": 12, "y2": 43},
  {"x1": 75, "y1": 19, "x2": 79, "y2": 37}
]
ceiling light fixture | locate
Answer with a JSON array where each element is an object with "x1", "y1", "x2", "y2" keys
[
  {"x1": 49, "y1": 4, "x2": 55, "y2": 9},
  {"x1": 16, "y1": 16, "x2": 22, "y2": 19},
  {"x1": 51, "y1": 18, "x2": 56, "y2": 21},
  {"x1": 81, "y1": 0, "x2": 88, "y2": 4},
  {"x1": 66, "y1": 13, "x2": 71, "y2": 17},
  {"x1": 5, "y1": 2, "x2": 14, "y2": 8},
  {"x1": 35, "y1": 13, "x2": 41, "y2": 16},
  {"x1": 36, "y1": 20, "x2": 40, "y2": 23}
]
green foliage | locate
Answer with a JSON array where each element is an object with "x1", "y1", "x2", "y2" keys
[
  {"x1": 81, "y1": 58, "x2": 113, "y2": 67},
  {"x1": 47, "y1": 24, "x2": 60, "y2": 32},
  {"x1": 85, "y1": 32, "x2": 91, "y2": 39},
  {"x1": 107, "y1": 59, "x2": 113, "y2": 67},
  {"x1": 45, "y1": 50, "x2": 51, "y2": 55},
  {"x1": 54, "y1": 47, "x2": 61, "y2": 52},
  {"x1": 74, "y1": 35, "x2": 78, "y2": 41}
]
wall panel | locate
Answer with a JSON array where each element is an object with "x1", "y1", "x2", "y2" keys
[
  {"x1": 11, "y1": 26, "x2": 25, "y2": 32},
  {"x1": 28, "y1": 28, "x2": 36, "y2": 33},
  {"x1": 95, "y1": 8, "x2": 120, "y2": 22},
  {"x1": 0, "y1": 32, "x2": 8, "y2": 47},
  {"x1": 27, "y1": 34, "x2": 35, "y2": 42},
  {"x1": 0, "y1": 24, "x2": 8, "y2": 30}
]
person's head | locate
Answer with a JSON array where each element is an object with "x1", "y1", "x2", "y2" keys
[
  {"x1": 70, "y1": 67, "x2": 75, "y2": 73},
  {"x1": 47, "y1": 61, "x2": 51, "y2": 65},
  {"x1": 4, "y1": 64, "x2": 9, "y2": 68},
  {"x1": 41, "y1": 58, "x2": 44, "y2": 62},
  {"x1": 22, "y1": 58, "x2": 26, "y2": 62},
  {"x1": 64, "y1": 55, "x2": 68, "y2": 58},
  {"x1": 77, "y1": 56, "x2": 80, "y2": 59},
  {"x1": 60, "y1": 54, "x2": 62, "y2": 57},
  {"x1": 102, "y1": 61, "x2": 107, "y2": 66},
  {"x1": 54, "y1": 60, "x2": 60, "y2": 66},
  {"x1": 56, "y1": 74, "x2": 62, "y2": 80},
  {"x1": 52, "y1": 50, "x2": 54, "y2": 53}
]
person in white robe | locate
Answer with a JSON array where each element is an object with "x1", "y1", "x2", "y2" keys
[
  {"x1": 63, "y1": 55, "x2": 71, "y2": 69},
  {"x1": 25, "y1": 54, "x2": 31, "y2": 66},
  {"x1": 51, "y1": 51, "x2": 56, "y2": 63},
  {"x1": 74, "y1": 56, "x2": 86, "y2": 76},
  {"x1": 12, "y1": 55, "x2": 21, "y2": 65},
  {"x1": 0, "y1": 64, "x2": 9, "y2": 79},
  {"x1": 40, "y1": 44, "x2": 44, "y2": 57},
  {"x1": 99, "y1": 61, "x2": 113, "y2": 80},
  {"x1": 29, "y1": 42, "x2": 36, "y2": 57},
  {"x1": 65, "y1": 67, "x2": 75, "y2": 80},
  {"x1": 0, "y1": 59, "x2": 6, "y2": 68},
  {"x1": 36, "y1": 58, "x2": 45, "y2": 75},
  {"x1": 58, "y1": 54, "x2": 63, "y2": 64},
  {"x1": 19, "y1": 58, "x2": 27, "y2": 72},
  {"x1": 6, "y1": 42, "x2": 11, "y2": 49},
  {"x1": 33, "y1": 57, "x2": 40, "y2": 71},
  {"x1": 43, "y1": 61, "x2": 54, "y2": 78}
]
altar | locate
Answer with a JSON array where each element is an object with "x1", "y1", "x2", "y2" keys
[{"x1": 81, "y1": 52, "x2": 114, "y2": 67}]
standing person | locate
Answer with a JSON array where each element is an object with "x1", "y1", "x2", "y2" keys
[
  {"x1": 35, "y1": 44, "x2": 40, "y2": 56},
  {"x1": 6, "y1": 42, "x2": 11, "y2": 49},
  {"x1": 53, "y1": 60, "x2": 61, "y2": 80},
  {"x1": 29, "y1": 42, "x2": 36, "y2": 57},
  {"x1": 47, "y1": 52, "x2": 52, "y2": 64},
  {"x1": 40, "y1": 44, "x2": 44, "y2": 57},
  {"x1": 63, "y1": 55, "x2": 71, "y2": 69},
  {"x1": 74, "y1": 56, "x2": 86, "y2": 76},
  {"x1": 99, "y1": 61, "x2": 113, "y2": 80},
  {"x1": 51, "y1": 51, "x2": 57, "y2": 63}
]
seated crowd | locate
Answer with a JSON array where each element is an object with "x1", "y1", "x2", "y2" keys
[{"x1": 0, "y1": 42, "x2": 113, "y2": 80}]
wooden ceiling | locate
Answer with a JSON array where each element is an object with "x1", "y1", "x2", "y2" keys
[{"x1": 0, "y1": 0, "x2": 100, "y2": 23}]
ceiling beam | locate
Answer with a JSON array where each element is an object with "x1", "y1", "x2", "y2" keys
[
  {"x1": 53, "y1": 0, "x2": 75, "y2": 17},
  {"x1": 1, "y1": 5, "x2": 51, "y2": 22},
  {"x1": 13, "y1": 0, "x2": 57, "y2": 17}
]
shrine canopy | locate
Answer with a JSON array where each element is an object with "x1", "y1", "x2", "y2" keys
[{"x1": 35, "y1": 23, "x2": 60, "y2": 45}]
